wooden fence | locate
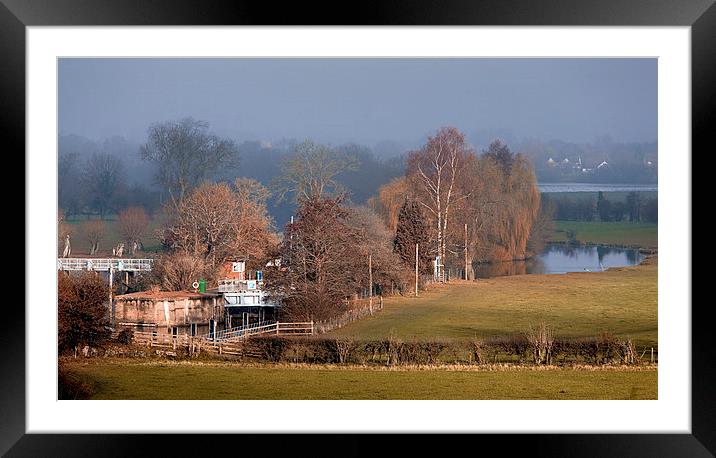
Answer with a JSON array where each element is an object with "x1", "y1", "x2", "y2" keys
[
  {"x1": 314, "y1": 296, "x2": 383, "y2": 334},
  {"x1": 113, "y1": 321, "x2": 314, "y2": 357}
]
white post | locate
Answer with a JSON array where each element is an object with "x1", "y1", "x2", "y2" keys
[
  {"x1": 368, "y1": 253, "x2": 373, "y2": 315},
  {"x1": 108, "y1": 266, "x2": 114, "y2": 325},
  {"x1": 464, "y1": 223, "x2": 468, "y2": 280},
  {"x1": 415, "y1": 243, "x2": 419, "y2": 297}
]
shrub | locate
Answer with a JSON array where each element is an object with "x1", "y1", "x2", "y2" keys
[
  {"x1": 335, "y1": 338, "x2": 357, "y2": 364},
  {"x1": 382, "y1": 333, "x2": 402, "y2": 366},
  {"x1": 116, "y1": 329, "x2": 134, "y2": 345},
  {"x1": 246, "y1": 336, "x2": 290, "y2": 362},
  {"x1": 420, "y1": 341, "x2": 447, "y2": 364},
  {"x1": 470, "y1": 339, "x2": 485, "y2": 365},
  {"x1": 527, "y1": 323, "x2": 555, "y2": 364},
  {"x1": 58, "y1": 272, "x2": 111, "y2": 355}
]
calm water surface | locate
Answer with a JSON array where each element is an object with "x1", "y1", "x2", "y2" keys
[
  {"x1": 474, "y1": 244, "x2": 645, "y2": 278},
  {"x1": 538, "y1": 183, "x2": 658, "y2": 193}
]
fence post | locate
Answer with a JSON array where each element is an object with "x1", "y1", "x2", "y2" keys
[{"x1": 311, "y1": 320, "x2": 314, "y2": 335}]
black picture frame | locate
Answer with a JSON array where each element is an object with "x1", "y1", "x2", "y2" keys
[{"x1": 3, "y1": 0, "x2": 708, "y2": 456}]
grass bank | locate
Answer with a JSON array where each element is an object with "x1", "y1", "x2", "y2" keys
[
  {"x1": 550, "y1": 220, "x2": 657, "y2": 248},
  {"x1": 328, "y1": 262, "x2": 657, "y2": 349},
  {"x1": 63, "y1": 359, "x2": 657, "y2": 400}
]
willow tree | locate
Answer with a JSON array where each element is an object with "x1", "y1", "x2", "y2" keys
[
  {"x1": 406, "y1": 127, "x2": 471, "y2": 273},
  {"x1": 472, "y1": 145, "x2": 540, "y2": 262},
  {"x1": 368, "y1": 176, "x2": 409, "y2": 233}
]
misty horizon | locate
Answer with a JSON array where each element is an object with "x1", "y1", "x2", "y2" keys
[{"x1": 59, "y1": 58, "x2": 657, "y2": 151}]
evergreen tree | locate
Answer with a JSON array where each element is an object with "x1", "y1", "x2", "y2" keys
[
  {"x1": 394, "y1": 199, "x2": 431, "y2": 274},
  {"x1": 596, "y1": 191, "x2": 612, "y2": 222}
]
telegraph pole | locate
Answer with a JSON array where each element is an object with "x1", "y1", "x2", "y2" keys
[
  {"x1": 464, "y1": 223, "x2": 468, "y2": 280},
  {"x1": 368, "y1": 253, "x2": 373, "y2": 315},
  {"x1": 415, "y1": 243, "x2": 419, "y2": 297}
]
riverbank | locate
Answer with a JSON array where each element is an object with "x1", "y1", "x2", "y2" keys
[{"x1": 549, "y1": 220, "x2": 657, "y2": 249}]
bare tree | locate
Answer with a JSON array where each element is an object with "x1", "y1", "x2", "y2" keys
[
  {"x1": 267, "y1": 197, "x2": 363, "y2": 321},
  {"x1": 232, "y1": 178, "x2": 279, "y2": 269},
  {"x1": 406, "y1": 127, "x2": 471, "y2": 276},
  {"x1": 81, "y1": 219, "x2": 105, "y2": 256},
  {"x1": 81, "y1": 153, "x2": 125, "y2": 218},
  {"x1": 140, "y1": 118, "x2": 240, "y2": 209},
  {"x1": 273, "y1": 140, "x2": 358, "y2": 203},
  {"x1": 150, "y1": 252, "x2": 211, "y2": 291},
  {"x1": 58, "y1": 272, "x2": 111, "y2": 354},
  {"x1": 161, "y1": 182, "x2": 276, "y2": 271},
  {"x1": 346, "y1": 205, "x2": 411, "y2": 294},
  {"x1": 117, "y1": 207, "x2": 150, "y2": 255}
]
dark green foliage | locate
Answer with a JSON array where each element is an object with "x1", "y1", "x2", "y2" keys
[
  {"x1": 484, "y1": 140, "x2": 515, "y2": 175},
  {"x1": 394, "y1": 199, "x2": 431, "y2": 274},
  {"x1": 597, "y1": 191, "x2": 612, "y2": 221}
]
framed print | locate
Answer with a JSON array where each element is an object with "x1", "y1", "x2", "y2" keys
[{"x1": 4, "y1": 0, "x2": 711, "y2": 456}]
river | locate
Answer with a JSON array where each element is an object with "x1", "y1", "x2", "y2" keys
[
  {"x1": 538, "y1": 183, "x2": 658, "y2": 193},
  {"x1": 474, "y1": 243, "x2": 645, "y2": 278}
]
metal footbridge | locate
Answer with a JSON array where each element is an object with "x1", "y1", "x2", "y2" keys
[{"x1": 57, "y1": 258, "x2": 153, "y2": 272}]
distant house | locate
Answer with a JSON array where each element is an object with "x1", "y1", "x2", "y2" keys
[{"x1": 597, "y1": 160, "x2": 609, "y2": 169}]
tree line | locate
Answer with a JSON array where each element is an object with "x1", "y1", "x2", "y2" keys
[
  {"x1": 59, "y1": 119, "x2": 544, "y2": 323},
  {"x1": 545, "y1": 191, "x2": 657, "y2": 223},
  {"x1": 371, "y1": 127, "x2": 542, "y2": 280}
]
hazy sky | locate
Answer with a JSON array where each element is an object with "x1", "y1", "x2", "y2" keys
[{"x1": 59, "y1": 58, "x2": 657, "y2": 149}]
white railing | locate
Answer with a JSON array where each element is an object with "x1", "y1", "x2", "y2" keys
[
  {"x1": 202, "y1": 320, "x2": 276, "y2": 341},
  {"x1": 198, "y1": 320, "x2": 314, "y2": 342},
  {"x1": 57, "y1": 258, "x2": 153, "y2": 272},
  {"x1": 217, "y1": 278, "x2": 263, "y2": 293}
]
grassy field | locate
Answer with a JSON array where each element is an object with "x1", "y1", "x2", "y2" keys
[
  {"x1": 329, "y1": 262, "x2": 657, "y2": 348},
  {"x1": 63, "y1": 360, "x2": 657, "y2": 400},
  {"x1": 549, "y1": 221, "x2": 658, "y2": 248},
  {"x1": 64, "y1": 214, "x2": 165, "y2": 255}
]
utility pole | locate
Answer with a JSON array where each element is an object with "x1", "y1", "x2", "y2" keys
[
  {"x1": 368, "y1": 253, "x2": 373, "y2": 315},
  {"x1": 109, "y1": 266, "x2": 115, "y2": 326},
  {"x1": 415, "y1": 243, "x2": 419, "y2": 297},
  {"x1": 464, "y1": 223, "x2": 469, "y2": 281}
]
